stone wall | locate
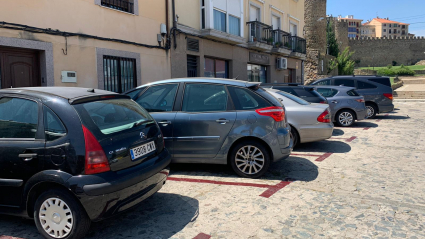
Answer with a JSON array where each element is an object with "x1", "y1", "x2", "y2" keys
[
  {"x1": 335, "y1": 19, "x2": 349, "y2": 52},
  {"x1": 348, "y1": 37, "x2": 425, "y2": 67},
  {"x1": 354, "y1": 69, "x2": 377, "y2": 75}
]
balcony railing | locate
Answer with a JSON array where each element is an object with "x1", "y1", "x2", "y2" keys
[
  {"x1": 247, "y1": 21, "x2": 273, "y2": 45},
  {"x1": 291, "y1": 36, "x2": 306, "y2": 54},
  {"x1": 101, "y1": 0, "x2": 134, "y2": 14},
  {"x1": 272, "y1": 29, "x2": 291, "y2": 49}
]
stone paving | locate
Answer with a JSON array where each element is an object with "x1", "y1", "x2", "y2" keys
[{"x1": 0, "y1": 102, "x2": 424, "y2": 239}]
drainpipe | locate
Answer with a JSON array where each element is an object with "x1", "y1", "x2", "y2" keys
[
  {"x1": 172, "y1": 0, "x2": 177, "y2": 49},
  {"x1": 165, "y1": 0, "x2": 169, "y2": 49}
]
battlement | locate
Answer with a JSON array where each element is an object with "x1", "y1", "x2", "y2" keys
[{"x1": 349, "y1": 36, "x2": 425, "y2": 40}]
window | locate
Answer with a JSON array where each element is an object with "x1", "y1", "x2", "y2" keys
[
  {"x1": 205, "y1": 58, "x2": 229, "y2": 78},
  {"x1": 182, "y1": 84, "x2": 228, "y2": 112},
  {"x1": 384, "y1": 29, "x2": 387, "y2": 32},
  {"x1": 101, "y1": 0, "x2": 134, "y2": 14},
  {"x1": 384, "y1": 24, "x2": 386, "y2": 26},
  {"x1": 272, "y1": 15, "x2": 281, "y2": 30},
  {"x1": 357, "y1": 81, "x2": 377, "y2": 89},
  {"x1": 293, "y1": 88, "x2": 316, "y2": 99},
  {"x1": 312, "y1": 79, "x2": 331, "y2": 85},
  {"x1": 103, "y1": 56, "x2": 136, "y2": 93},
  {"x1": 136, "y1": 84, "x2": 178, "y2": 112},
  {"x1": 249, "y1": 4, "x2": 260, "y2": 21},
  {"x1": 316, "y1": 88, "x2": 338, "y2": 97},
  {"x1": 187, "y1": 55, "x2": 198, "y2": 77},
  {"x1": 247, "y1": 64, "x2": 267, "y2": 83},
  {"x1": 389, "y1": 29, "x2": 392, "y2": 34},
  {"x1": 214, "y1": 9, "x2": 226, "y2": 32},
  {"x1": 228, "y1": 87, "x2": 270, "y2": 110},
  {"x1": 276, "y1": 91, "x2": 310, "y2": 105},
  {"x1": 126, "y1": 88, "x2": 144, "y2": 99},
  {"x1": 334, "y1": 79, "x2": 355, "y2": 87},
  {"x1": 229, "y1": 15, "x2": 241, "y2": 36},
  {"x1": 44, "y1": 106, "x2": 66, "y2": 141},
  {"x1": 201, "y1": 0, "x2": 206, "y2": 29},
  {"x1": 394, "y1": 24, "x2": 397, "y2": 27},
  {"x1": 0, "y1": 97, "x2": 38, "y2": 139},
  {"x1": 346, "y1": 89, "x2": 360, "y2": 96}
]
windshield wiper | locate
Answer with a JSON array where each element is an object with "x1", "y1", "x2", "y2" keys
[{"x1": 132, "y1": 119, "x2": 154, "y2": 128}]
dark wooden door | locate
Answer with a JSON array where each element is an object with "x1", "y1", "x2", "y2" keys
[
  {"x1": 288, "y1": 69, "x2": 296, "y2": 83},
  {"x1": 0, "y1": 47, "x2": 40, "y2": 89}
]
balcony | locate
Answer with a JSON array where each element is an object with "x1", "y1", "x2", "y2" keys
[
  {"x1": 271, "y1": 29, "x2": 292, "y2": 55},
  {"x1": 101, "y1": 0, "x2": 134, "y2": 14},
  {"x1": 290, "y1": 36, "x2": 306, "y2": 58},
  {"x1": 246, "y1": 21, "x2": 274, "y2": 51}
]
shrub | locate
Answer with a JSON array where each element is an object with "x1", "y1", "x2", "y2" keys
[
  {"x1": 377, "y1": 68, "x2": 396, "y2": 76},
  {"x1": 387, "y1": 64, "x2": 393, "y2": 69},
  {"x1": 395, "y1": 66, "x2": 415, "y2": 76}
]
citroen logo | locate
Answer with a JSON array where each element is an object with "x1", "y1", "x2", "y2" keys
[{"x1": 140, "y1": 132, "x2": 147, "y2": 139}]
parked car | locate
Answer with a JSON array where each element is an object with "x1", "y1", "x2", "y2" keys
[
  {"x1": 125, "y1": 78, "x2": 293, "y2": 178},
  {"x1": 313, "y1": 86, "x2": 367, "y2": 127},
  {"x1": 309, "y1": 76, "x2": 394, "y2": 119},
  {"x1": 0, "y1": 87, "x2": 171, "y2": 239},
  {"x1": 261, "y1": 83, "x2": 328, "y2": 104},
  {"x1": 265, "y1": 88, "x2": 333, "y2": 147}
]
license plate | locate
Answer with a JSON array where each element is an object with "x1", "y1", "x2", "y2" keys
[{"x1": 130, "y1": 141, "x2": 156, "y2": 161}]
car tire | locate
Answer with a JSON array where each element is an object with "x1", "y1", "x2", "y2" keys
[
  {"x1": 290, "y1": 127, "x2": 299, "y2": 148},
  {"x1": 335, "y1": 110, "x2": 356, "y2": 127},
  {"x1": 34, "y1": 188, "x2": 91, "y2": 239},
  {"x1": 365, "y1": 103, "x2": 377, "y2": 119},
  {"x1": 230, "y1": 140, "x2": 271, "y2": 179}
]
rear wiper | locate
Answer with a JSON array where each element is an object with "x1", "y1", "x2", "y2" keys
[{"x1": 132, "y1": 119, "x2": 154, "y2": 128}]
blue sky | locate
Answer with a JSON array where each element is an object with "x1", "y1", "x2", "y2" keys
[{"x1": 327, "y1": 0, "x2": 425, "y2": 36}]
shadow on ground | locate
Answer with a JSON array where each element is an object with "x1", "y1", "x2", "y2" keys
[
  {"x1": 170, "y1": 156, "x2": 319, "y2": 182},
  {"x1": 347, "y1": 121, "x2": 379, "y2": 128},
  {"x1": 0, "y1": 214, "x2": 40, "y2": 239},
  {"x1": 332, "y1": 128, "x2": 345, "y2": 136},
  {"x1": 88, "y1": 193, "x2": 198, "y2": 239},
  {"x1": 295, "y1": 140, "x2": 351, "y2": 154},
  {"x1": 376, "y1": 115, "x2": 410, "y2": 120}
]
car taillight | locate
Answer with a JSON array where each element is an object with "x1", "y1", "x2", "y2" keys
[
  {"x1": 317, "y1": 109, "x2": 331, "y2": 123},
  {"x1": 82, "y1": 125, "x2": 110, "y2": 175},
  {"x1": 255, "y1": 106, "x2": 285, "y2": 122},
  {"x1": 355, "y1": 99, "x2": 365, "y2": 103},
  {"x1": 383, "y1": 93, "x2": 393, "y2": 101},
  {"x1": 320, "y1": 101, "x2": 327, "y2": 104}
]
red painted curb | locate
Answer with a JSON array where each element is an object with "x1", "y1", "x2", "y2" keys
[
  {"x1": 259, "y1": 181, "x2": 292, "y2": 198},
  {"x1": 291, "y1": 153, "x2": 323, "y2": 157},
  {"x1": 193, "y1": 233, "x2": 211, "y2": 239},
  {"x1": 345, "y1": 136, "x2": 357, "y2": 142},
  {"x1": 363, "y1": 127, "x2": 370, "y2": 130},
  {"x1": 0, "y1": 236, "x2": 26, "y2": 239},
  {"x1": 315, "y1": 153, "x2": 333, "y2": 162}
]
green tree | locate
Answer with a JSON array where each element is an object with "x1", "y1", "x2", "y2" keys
[
  {"x1": 329, "y1": 47, "x2": 356, "y2": 75},
  {"x1": 327, "y1": 20, "x2": 339, "y2": 57}
]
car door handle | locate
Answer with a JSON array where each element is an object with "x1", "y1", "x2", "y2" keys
[
  {"x1": 19, "y1": 153, "x2": 37, "y2": 162},
  {"x1": 158, "y1": 120, "x2": 172, "y2": 125},
  {"x1": 331, "y1": 101, "x2": 338, "y2": 104},
  {"x1": 216, "y1": 119, "x2": 230, "y2": 124}
]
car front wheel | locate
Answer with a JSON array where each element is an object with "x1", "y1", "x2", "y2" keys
[
  {"x1": 335, "y1": 110, "x2": 355, "y2": 127},
  {"x1": 230, "y1": 140, "x2": 271, "y2": 178},
  {"x1": 34, "y1": 188, "x2": 91, "y2": 239},
  {"x1": 365, "y1": 103, "x2": 377, "y2": 119}
]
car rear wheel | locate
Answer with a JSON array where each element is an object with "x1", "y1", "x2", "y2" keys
[
  {"x1": 365, "y1": 103, "x2": 377, "y2": 119},
  {"x1": 230, "y1": 140, "x2": 271, "y2": 178},
  {"x1": 290, "y1": 127, "x2": 299, "y2": 148},
  {"x1": 335, "y1": 110, "x2": 355, "y2": 127},
  {"x1": 34, "y1": 188, "x2": 91, "y2": 239}
]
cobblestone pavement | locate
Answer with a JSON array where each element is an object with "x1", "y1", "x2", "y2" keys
[{"x1": 1, "y1": 102, "x2": 424, "y2": 239}]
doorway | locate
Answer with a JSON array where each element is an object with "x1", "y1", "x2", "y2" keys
[
  {"x1": 247, "y1": 64, "x2": 267, "y2": 83},
  {"x1": 288, "y1": 69, "x2": 296, "y2": 83},
  {"x1": 0, "y1": 46, "x2": 40, "y2": 89}
]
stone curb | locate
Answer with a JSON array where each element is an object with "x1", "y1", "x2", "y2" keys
[{"x1": 394, "y1": 99, "x2": 425, "y2": 102}]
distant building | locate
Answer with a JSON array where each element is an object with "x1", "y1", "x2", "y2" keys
[
  {"x1": 338, "y1": 15, "x2": 363, "y2": 38},
  {"x1": 361, "y1": 23, "x2": 376, "y2": 38},
  {"x1": 364, "y1": 18, "x2": 410, "y2": 38}
]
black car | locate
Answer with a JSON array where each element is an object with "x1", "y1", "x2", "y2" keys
[
  {"x1": 309, "y1": 76, "x2": 394, "y2": 118},
  {"x1": 0, "y1": 87, "x2": 170, "y2": 239},
  {"x1": 261, "y1": 83, "x2": 328, "y2": 104}
]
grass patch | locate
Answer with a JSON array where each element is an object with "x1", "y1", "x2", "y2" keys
[{"x1": 358, "y1": 65, "x2": 425, "y2": 71}]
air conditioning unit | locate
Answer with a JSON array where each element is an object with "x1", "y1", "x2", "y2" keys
[{"x1": 276, "y1": 57, "x2": 287, "y2": 70}]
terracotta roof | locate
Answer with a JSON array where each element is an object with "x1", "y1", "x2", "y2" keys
[{"x1": 372, "y1": 18, "x2": 410, "y2": 25}]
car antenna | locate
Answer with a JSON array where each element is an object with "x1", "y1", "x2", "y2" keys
[
  {"x1": 87, "y1": 88, "x2": 95, "y2": 93},
  {"x1": 234, "y1": 75, "x2": 239, "y2": 80}
]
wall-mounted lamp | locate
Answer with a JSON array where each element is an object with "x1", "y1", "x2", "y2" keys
[{"x1": 158, "y1": 23, "x2": 167, "y2": 47}]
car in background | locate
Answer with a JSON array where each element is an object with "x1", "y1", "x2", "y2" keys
[
  {"x1": 309, "y1": 76, "x2": 394, "y2": 119},
  {"x1": 0, "y1": 87, "x2": 171, "y2": 239},
  {"x1": 261, "y1": 83, "x2": 328, "y2": 104},
  {"x1": 265, "y1": 88, "x2": 333, "y2": 147},
  {"x1": 125, "y1": 78, "x2": 293, "y2": 178},
  {"x1": 314, "y1": 86, "x2": 368, "y2": 127}
]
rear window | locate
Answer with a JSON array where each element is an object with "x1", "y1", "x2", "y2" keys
[
  {"x1": 75, "y1": 99, "x2": 153, "y2": 135},
  {"x1": 273, "y1": 87, "x2": 297, "y2": 96},
  {"x1": 367, "y1": 78, "x2": 391, "y2": 87},
  {"x1": 293, "y1": 88, "x2": 316, "y2": 98},
  {"x1": 276, "y1": 91, "x2": 310, "y2": 105},
  {"x1": 347, "y1": 89, "x2": 360, "y2": 96},
  {"x1": 357, "y1": 81, "x2": 377, "y2": 89},
  {"x1": 228, "y1": 87, "x2": 270, "y2": 110},
  {"x1": 334, "y1": 79, "x2": 355, "y2": 87},
  {"x1": 317, "y1": 88, "x2": 339, "y2": 97},
  {"x1": 311, "y1": 79, "x2": 331, "y2": 85}
]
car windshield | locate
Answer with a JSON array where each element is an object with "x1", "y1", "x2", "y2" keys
[
  {"x1": 79, "y1": 99, "x2": 153, "y2": 135},
  {"x1": 276, "y1": 91, "x2": 310, "y2": 105}
]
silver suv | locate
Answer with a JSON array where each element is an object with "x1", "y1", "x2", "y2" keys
[{"x1": 125, "y1": 78, "x2": 293, "y2": 178}]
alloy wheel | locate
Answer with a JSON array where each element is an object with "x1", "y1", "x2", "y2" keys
[
  {"x1": 366, "y1": 106, "x2": 375, "y2": 118},
  {"x1": 39, "y1": 197, "x2": 74, "y2": 238},
  {"x1": 235, "y1": 145, "x2": 265, "y2": 175},
  {"x1": 338, "y1": 112, "x2": 354, "y2": 126}
]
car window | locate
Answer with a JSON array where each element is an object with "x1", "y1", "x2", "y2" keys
[
  {"x1": 274, "y1": 87, "x2": 297, "y2": 96},
  {"x1": 292, "y1": 88, "x2": 315, "y2": 98},
  {"x1": 182, "y1": 84, "x2": 228, "y2": 112},
  {"x1": 312, "y1": 79, "x2": 331, "y2": 85},
  {"x1": 43, "y1": 106, "x2": 67, "y2": 141},
  {"x1": 78, "y1": 99, "x2": 153, "y2": 135},
  {"x1": 0, "y1": 97, "x2": 38, "y2": 139},
  {"x1": 334, "y1": 79, "x2": 355, "y2": 87},
  {"x1": 136, "y1": 84, "x2": 178, "y2": 112},
  {"x1": 228, "y1": 87, "x2": 270, "y2": 110},
  {"x1": 126, "y1": 88, "x2": 144, "y2": 99},
  {"x1": 346, "y1": 89, "x2": 360, "y2": 96},
  {"x1": 357, "y1": 81, "x2": 377, "y2": 89},
  {"x1": 276, "y1": 91, "x2": 310, "y2": 105},
  {"x1": 317, "y1": 88, "x2": 339, "y2": 97}
]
